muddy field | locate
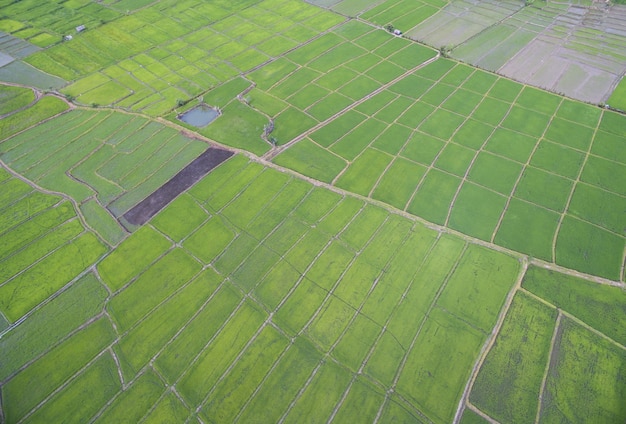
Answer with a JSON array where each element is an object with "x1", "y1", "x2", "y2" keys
[{"x1": 406, "y1": 0, "x2": 626, "y2": 104}]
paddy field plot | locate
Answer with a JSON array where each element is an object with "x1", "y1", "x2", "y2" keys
[
  {"x1": 0, "y1": 85, "x2": 35, "y2": 116},
  {"x1": 0, "y1": 107, "x2": 208, "y2": 245},
  {"x1": 1, "y1": 155, "x2": 524, "y2": 423}
]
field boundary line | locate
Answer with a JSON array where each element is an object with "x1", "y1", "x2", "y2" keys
[
  {"x1": 520, "y1": 287, "x2": 626, "y2": 352},
  {"x1": 258, "y1": 148, "x2": 626, "y2": 290},
  {"x1": 453, "y1": 257, "x2": 528, "y2": 423},
  {"x1": 535, "y1": 310, "x2": 563, "y2": 424},
  {"x1": 465, "y1": 402, "x2": 500, "y2": 424}
]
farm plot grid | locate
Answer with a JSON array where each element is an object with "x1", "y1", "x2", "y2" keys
[
  {"x1": 266, "y1": 53, "x2": 626, "y2": 281},
  {"x1": 0, "y1": 0, "x2": 122, "y2": 48},
  {"x1": 16, "y1": 0, "x2": 345, "y2": 116},
  {"x1": 1, "y1": 154, "x2": 523, "y2": 423},
  {"x1": 2, "y1": 154, "x2": 624, "y2": 423},
  {"x1": 0, "y1": 108, "x2": 209, "y2": 246},
  {"x1": 0, "y1": 0, "x2": 625, "y2": 421},
  {"x1": 0, "y1": 167, "x2": 109, "y2": 328}
]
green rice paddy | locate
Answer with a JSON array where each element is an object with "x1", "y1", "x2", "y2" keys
[{"x1": 0, "y1": 0, "x2": 625, "y2": 422}]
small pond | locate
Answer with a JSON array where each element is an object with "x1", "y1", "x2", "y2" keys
[{"x1": 178, "y1": 104, "x2": 220, "y2": 127}]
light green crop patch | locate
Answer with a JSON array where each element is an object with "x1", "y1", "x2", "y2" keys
[
  {"x1": 522, "y1": 266, "x2": 626, "y2": 346},
  {"x1": 98, "y1": 225, "x2": 172, "y2": 292},
  {"x1": 282, "y1": 360, "x2": 352, "y2": 423},
  {"x1": 0, "y1": 85, "x2": 35, "y2": 116},
  {"x1": 397, "y1": 308, "x2": 486, "y2": 423},
  {"x1": 92, "y1": 370, "x2": 164, "y2": 424},
  {"x1": 540, "y1": 318, "x2": 626, "y2": 423},
  {"x1": 332, "y1": 377, "x2": 386, "y2": 422},
  {"x1": 470, "y1": 292, "x2": 557, "y2": 423},
  {"x1": 107, "y1": 248, "x2": 202, "y2": 332},
  {"x1": 0, "y1": 273, "x2": 107, "y2": 381},
  {"x1": 0, "y1": 232, "x2": 107, "y2": 322},
  {"x1": 23, "y1": 353, "x2": 121, "y2": 423},
  {"x1": 0, "y1": 96, "x2": 68, "y2": 140},
  {"x1": 2, "y1": 318, "x2": 116, "y2": 423},
  {"x1": 336, "y1": 148, "x2": 393, "y2": 196},
  {"x1": 555, "y1": 216, "x2": 624, "y2": 281},
  {"x1": 177, "y1": 299, "x2": 267, "y2": 407},
  {"x1": 235, "y1": 338, "x2": 322, "y2": 423}
]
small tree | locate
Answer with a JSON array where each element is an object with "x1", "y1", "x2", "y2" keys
[
  {"x1": 439, "y1": 45, "x2": 452, "y2": 58},
  {"x1": 384, "y1": 24, "x2": 394, "y2": 33}
]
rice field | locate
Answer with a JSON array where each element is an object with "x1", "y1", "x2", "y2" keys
[
  {"x1": 468, "y1": 267, "x2": 626, "y2": 423},
  {"x1": 0, "y1": 107, "x2": 208, "y2": 245},
  {"x1": 0, "y1": 155, "x2": 525, "y2": 423},
  {"x1": 0, "y1": 0, "x2": 625, "y2": 422},
  {"x1": 270, "y1": 54, "x2": 625, "y2": 280}
]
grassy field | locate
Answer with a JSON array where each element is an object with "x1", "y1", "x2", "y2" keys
[{"x1": 0, "y1": 0, "x2": 625, "y2": 422}]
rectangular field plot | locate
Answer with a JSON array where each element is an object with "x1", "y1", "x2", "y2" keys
[
  {"x1": 469, "y1": 292, "x2": 557, "y2": 423},
  {"x1": 274, "y1": 139, "x2": 347, "y2": 183},
  {"x1": 435, "y1": 243, "x2": 520, "y2": 332},
  {"x1": 540, "y1": 317, "x2": 626, "y2": 423},
  {"x1": 494, "y1": 198, "x2": 559, "y2": 261},
  {"x1": 555, "y1": 216, "x2": 624, "y2": 281},
  {"x1": 448, "y1": 182, "x2": 507, "y2": 242},
  {"x1": 335, "y1": 148, "x2": 394, "y2": 196},
  {"x1": 522, "y1": 266, "x2": 626, "y2": 346},
  {"x1": 397, "y1": 308, "x2": 487, "y2": 423},
  {"x1": 408, "y1": 169, "x2": 461, "y2": 225},
  {"x1": 371, "y1": 157, "x2": 427, "y2": 210}
]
